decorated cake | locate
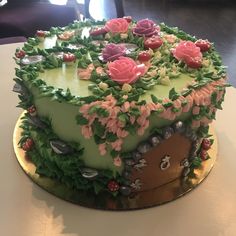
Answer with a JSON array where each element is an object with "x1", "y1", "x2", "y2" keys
[{"x1": 13, "y1": 17, "x2": 228, "y2": 206}]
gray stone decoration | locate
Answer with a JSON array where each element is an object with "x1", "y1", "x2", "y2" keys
[
  {"x1": 80, "y1": 167, "x2": 99, "y2": 179},
  {"x1": 173, "y1": 121, "x2": 185, "y2": 133},
  {"x1": 13, "y1": 82, "x2": 30, "y2": 99},
  {"x1": 160, "y1": 155, "x2": 171, "y2": 170},
  {"x1": 49, "y1": 139, "x2": 73, "y2": 155},
  {"x1": 27, "y1": 115, "x2": 47, "y2": 129},
  {"x1": 120, "y1": 43, "x2": 138, "y2": 54},
  {"x1": 148, "y1": 135, "x2": 162, "y2": 147},
  {"x1": 66, "y1": 44, "x2": 84, "y2": 50},
  {"x1": 119, "y1": 185, "x2": 132, "y2": 196},
  {"x1": 53, "y1": 52, "x2": 64, "y2": 59},
  {"x1": 137, "y1": 142, "x2": 152, "y2": 154},
  {"x1": 21, "y1": 55, "x2": 45, "y2": 65},
  {"x1": 180, "y1": 158, "x2": 189, "y2": 168},
  {"x1": 163, "y1": 127, "x2": 174, "y2": 139}
]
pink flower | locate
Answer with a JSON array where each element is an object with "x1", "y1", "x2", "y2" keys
[
  {"x1": 81, "y1": 125, "x2": 93, "y2": 139},
  {"x1": 133, "y1": 19, "x2": 159, "y2": 37},
  {"x1": 77, "y1": 63, "x2": 94, "y2": 80},
  {"x1": 111, "y1": 139, "x2": 123, "y2": 151},
  {"x1": 107, "y1": 57, "x2": 146, "y2": 84},
  {"x1": 192, "y1": 106, "x2": 200, "y2": 115},
  {"x1": 171, "y1": 41, "x2": 202, "y2": 68},
  {"x1": 113, "y1": 156, "x2": 122, "y2": 167},
  {"x1": 105, "y1": 18, "x2": 129, "y2": 34},
  {"x1": 102, "y1": 43, "x2": 126, "y2": 62},
  {"x1": 98, "y1": 143, "x2": 107, "y2": 156}
]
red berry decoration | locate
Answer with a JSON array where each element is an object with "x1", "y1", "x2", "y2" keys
[
  {"x1": 15, "y1": 50, "x2": 25, "y2": 59},
  {"x1": 36, "y1": 30, "x2": 46, "y2": 38},
  {"x1": 27, "y1": 105, "x2": 36, "y2": 115},
  {"x1": 201, "y1": 138, "x2": 212, "y2": 150},
  {"x1": 200, "y1": 149, "x2": 208, "y2": 161},
  {"x1": 138, "y1": 51, "x2": 152, "y2": 62},
  {"x1": 63, "y1": 53, "x2": 76, "y2": 63},
  {"x1": 195, "y1": 39, "x2": 211, "y2": 52},
  {"x1": 107, "y1": 180, "x2": 120, "y2": 192},
  {"x1": 90, "y1": 27, "x2": 108, "y2": 36},
  {"x1": 22, "y1": 138, "x2": 34, "y2": 151},
  {"x1": 123, "y1": 16, "x2": 132, "y2": 23},
  {"x1": 144, "y1": 35, "x2": 163, "y2": 50}
]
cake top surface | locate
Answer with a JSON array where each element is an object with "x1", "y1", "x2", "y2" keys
[{"x1": 15, "y1": 18, "x2": 226, "y2": 106}]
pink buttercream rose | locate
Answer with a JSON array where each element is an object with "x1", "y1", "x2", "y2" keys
[
  {"x1": 102, "y1": 43, "x2": 126, "y2": 62},
  {"x1": 171, "y1": 41, "x2": 203, "y2": 68},
  {"x1": 133, "y1": 19, "x2": 160, "y2": 37},
  {"x1": 105, "y1": 18, "x2": 129, "y2": 34},
  {"x1": 107, "y1": 57, "x2": 146, "y2": 84}
]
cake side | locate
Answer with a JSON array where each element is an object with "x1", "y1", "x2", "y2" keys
[{"x1": 13, "y1": 18, "x2": 228, "y2": 196}]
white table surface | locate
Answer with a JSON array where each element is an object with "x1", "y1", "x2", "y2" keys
[{"x1": 0, "y1": 43, "x2": 236, "y2": 236}]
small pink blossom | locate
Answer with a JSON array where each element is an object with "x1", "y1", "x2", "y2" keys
[
  {"x1": 78, "y1": 63, "x2": 94, "y2": 80},
  {"x1": 113, "y1": 156, "x2": 122, "y2": 167},
  {"x1": 99, "y1": 143, "x2": 107, "y2": 156},
  {"x1": 111, "y1": 139, "x2": 123, "y2": 151},
  {"x1": 81, "y1": 125, "x2": 93, "y2": 139},
  {"x1": 192, "y1": 120, "x2": 201, "y2": 128},
  {"x1": 192, "y1": 106, "x2": 200, "y2": 115},
  {"x1": 117, "y1": 128, "x2": 129, "y2": 138},
  {"x1": 130, "y1": 116, "x2": 136, "y2": 124},
  {"x1": 200, "y1": 117, "x2": 211, "y2": 126},
  {"x1": 121, "y1": 101, "x2": 130, "y2": 112}
]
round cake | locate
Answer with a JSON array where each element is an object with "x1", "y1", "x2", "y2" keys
[{"x1": 13, "y1": 17, "x2": 227, "y2": 206}]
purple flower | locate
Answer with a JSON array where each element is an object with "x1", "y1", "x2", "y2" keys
[
  {"x1": 102, "y1": 43, "x2": 126, "y2": 62},
  {"x1": 133, "y1": 19, "x2": 159, "y2": 37}
]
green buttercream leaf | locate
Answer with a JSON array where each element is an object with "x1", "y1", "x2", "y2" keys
[
  {"x1": 106, "y1": 132, "x2": 118, "y2": 142},
  {"x1": 94, "y1": 135, "x2": 105, "y2": 144},
  {"x1": 211, "y1": 92, "x2": 217, "y2": 104},
  {"x1": 151, "y1": 94, "x2": 159, "y2": 104},
  {"x1": 162, "y1": 101, "x2": 173, "y2": 108},
  {"x1": 93, "y1": 119, "x2": 105, "y2": 137},
  {"x1": 169, "y1": 87, "x2": 180, "y2": 100},
  {"x1": 76, "y1": 114, "x2": 89, "y2": 125},
  {"x1": 129, "y1": 107, "x2": 141, "y2": 117},
  {"x1": 93, "y1": 182, "x2": 104, "y2": 194},
  {"x1": 97, "y1": 107, "x2": 109, "y2": 117},
  {"x1": 124, "y1": 124, "x2": 137, "y2": 135},
  {"x1": 191, "y1": 157, "x2": 202, "y2": 168},
  {"x1": 110, "y1": 150, "x2": 120, "y2": 158},
  {"x1": 127, "y1": 94, "x2": 140, "y2": 102},
  {"x1": 182, "y1": 89, "x2": 192, "y2": 97},
  {"x1": 118, "y1": 113, "x2": 129, "y2": 124}
]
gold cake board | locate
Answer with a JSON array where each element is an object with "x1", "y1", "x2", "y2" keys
[{"x1": 13, "y1": 113, "x2": 218, "y2": 210}]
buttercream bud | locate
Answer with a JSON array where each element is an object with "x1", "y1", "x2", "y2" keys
[
  {"x1": 120, "y1": 33, "x2": 128, "y2": 39},
  {"x1": 122, "y1": 83, "x2": 132, "y2": 92},
  {"x1": 99, "y1": 82, "x2": 108, "y2": 90},
  {"x1": 105, "y1": 33, "x2": 111, "y2": 39}
]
